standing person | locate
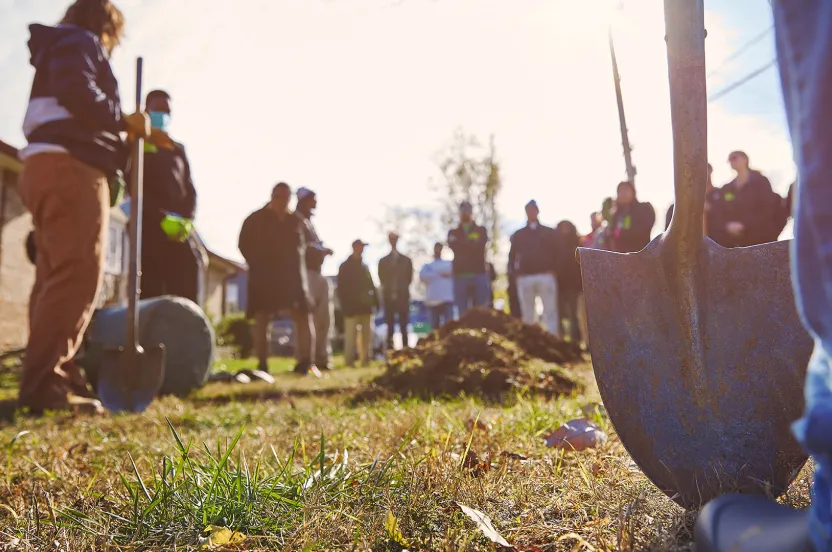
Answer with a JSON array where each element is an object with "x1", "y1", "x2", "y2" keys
[
  {"x1": 448, "y1": 201, "x2": 491, "y2": 315},
  {"x1": 419, "y1": 242, "x2": 455, "y2": 330},
  {"x1": 337, "y1": 240, "x2": 378, "y2": 367},
  {"x1": 294, "y1": 187, "x2": 334, "y2": 370},
  {"x1": 555, "y1": 220, "x2": 584, "y2": 345},
  {"x1": 128, "y1": 89, "x2": 199, "y2": 302},
  {"x1": 377, "y1": 232, "x2": 413, "y2": 350},
  {"x1": 238, "y1": 183, "x2": 319, "y2": 378},
  {"x1": 608, "y1": 181, "x2": 656, "y2": 253},
  {"x1": 714, "y1": 151, "x2": 782, "y2": 248},
  {"x1": 581, "y1": 212, "x2": 606, "y2": 249},
  {"x1": 508, "y1": 200, "x2": 561, "y2": 335},
  {"x1": 695, "y1": 5, "x2": 832, "y2": 551},
  {"x1": 16, "y1": 0, "x2": 167, "y2": 414}
]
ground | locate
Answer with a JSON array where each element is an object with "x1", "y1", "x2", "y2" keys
[{"x1": 0, "y1": 356, "x2": 813, "y2": 551}]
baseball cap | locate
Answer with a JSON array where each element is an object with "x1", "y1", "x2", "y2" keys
[
  {"x1": 352, "y1": 239, "x2": 368, "y2": 248},
  {"x1": 297, "y1": 187, "x2": 315, "y2": 201},
  {"x1": 459, "y1": 200, "x2": 473, "y2": 213}
]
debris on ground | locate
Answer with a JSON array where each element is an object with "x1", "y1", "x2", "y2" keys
[
  {"x1": 545, "y1": 417, "x2": 608, "y2": 451},
  {"x1": 357, "y1": 308, "x2": 584, "y2": 401}
]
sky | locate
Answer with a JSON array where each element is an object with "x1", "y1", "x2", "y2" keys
[{"x1": 0, "y1": 0, "x2": 794, "y2": 275}]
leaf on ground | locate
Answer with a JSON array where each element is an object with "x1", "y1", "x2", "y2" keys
[
  {"x1": 545, "y1": 417, "x2": 608, "y2": 451},
  {"x1": 457, "y1": 502, "x2": 512, "y2": 548},
  {"x1": 385, "y1": 510, "x2": 410, "y2": 547},
  {"x1": 202, "y1": 525, "x2": 247, "y2": 550},
  {"x1": 462, "y1": 450, "x2": 490, "y2": 477},
  {"x1": 465, "y1": 417, "x2": 490, "y2": 433}
]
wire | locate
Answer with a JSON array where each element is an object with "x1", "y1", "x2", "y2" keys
[
  {"x1": 707, "y1": 26, "x2": 773, "y2": 78},
  {"x1": 708, "y1": 59, "x2": 777, "y2": 103}
]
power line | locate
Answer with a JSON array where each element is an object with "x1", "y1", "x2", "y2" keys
[
  {"x1": 707, "y1": 26, "x2": 773, "y2": 78},
  {"x1": 708, "y1": 59, "x2": 777, "y2": 103}
]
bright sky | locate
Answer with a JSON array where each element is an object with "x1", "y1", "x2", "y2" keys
[{"x1": 0, "y1": 0, "x2": 794, "y2": 275}]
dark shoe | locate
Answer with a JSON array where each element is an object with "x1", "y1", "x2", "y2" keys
[
  {"x1": 695, "y1": 493, "x2": 813, "y2": 552},
  {"x1": 293, "y1": 360, "x2": 310, "y2": 375}
]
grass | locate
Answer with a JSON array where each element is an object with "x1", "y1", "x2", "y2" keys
[{"x1": 0, "y1": 356, "x2": 813, "y2": 551}]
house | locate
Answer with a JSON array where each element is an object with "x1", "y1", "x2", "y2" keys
[{"x1": 0, "y1": 139, "x2": 129, "y2": 351}]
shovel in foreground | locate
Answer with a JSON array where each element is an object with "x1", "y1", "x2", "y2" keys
[
  {"x1": 577, "y1": 0, "x2": 812, "y2": 509},
  {"x1": 98, "y1": 58, "x2": 166, "y2": 413}
]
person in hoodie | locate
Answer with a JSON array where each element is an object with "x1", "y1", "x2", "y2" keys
[
  {"x1": 17, "y1": 0, "x2": 172, "y2": 414},
  {"x1": 127, "y1": 89, "x2": 199, "y2": 303},
  {"x1": 712, "y1": 151, "x2": 782, "y2": 248},
  {"x1": 608, "y1": 181, "x2": 656, "y2": 253},
  {"x1": 419, "y1": 242, "x2": 455, "y2": 330}
]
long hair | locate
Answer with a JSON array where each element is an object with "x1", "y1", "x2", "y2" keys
[{"x1": 61, "y1": 0, "x2": 125, "y2": 49}]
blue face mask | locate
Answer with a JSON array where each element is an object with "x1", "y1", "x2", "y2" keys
[{"x1": 149, "y1": 111, "x2": 171, "y2": 132}]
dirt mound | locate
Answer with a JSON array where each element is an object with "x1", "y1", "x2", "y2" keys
[{"x1": 358, "y1": 309, "x2": 584, "y2": 401}]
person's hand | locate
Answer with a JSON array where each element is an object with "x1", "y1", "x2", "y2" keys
[
  {"x1": 147, "y1": 128, "x2": 176, "y2": 150},
  {"x1": 726, "y1": 221, "x2": 744, "y2": 236},
  {"x1": 123, "y1": 111, "x2": 150, "y2": 139}
]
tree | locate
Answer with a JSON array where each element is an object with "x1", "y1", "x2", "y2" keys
[
  {"x1": 374, "y1": 205, "x2": 443, "y2": 270},
  {"x1": 435, "y1": 128, "x2": 502, "y2": 259}
]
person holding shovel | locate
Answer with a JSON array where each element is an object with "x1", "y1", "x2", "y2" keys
[
  {"x1": 238, "y1": 183, "x2": 320, "y2": 378},
  {"x1": 607, "y1": 181, "x2": 656, "y2": 253},
  {"x1": 696, "y1": 3, "x2": 832, "y2": 551},
  {"x1": 126, "y1": 89, "x2": 199, "y2": 303},
  {"x1": 15, "y1": 0, "x2": 172, "y2": 414}
]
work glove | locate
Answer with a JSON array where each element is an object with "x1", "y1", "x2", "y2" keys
[
  {"x1": 122, "y1": 111, "x2": 150, "y2": 139},
  {"x1": 160, "y1": 213, "x2": 194, "y2": 242}
]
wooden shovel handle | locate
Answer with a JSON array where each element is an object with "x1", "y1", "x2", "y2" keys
[{"x1": 664, "y1": 0, "x2": 708, "y2": 255}]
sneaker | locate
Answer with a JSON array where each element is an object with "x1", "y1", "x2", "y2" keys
[{"x1": 307, "y1": 364, "x2": 323, "y2": 378}]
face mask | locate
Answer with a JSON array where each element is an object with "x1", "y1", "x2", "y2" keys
[{"x1": 149, "y1": 111, "x2": 171, "y2": 132}]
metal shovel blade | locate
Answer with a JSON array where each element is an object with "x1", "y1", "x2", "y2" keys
[
  {"x1": 97, "y1": 344, "x2": 166, "y2": 413},
  {"x1": 579, "y1": 237, "x2": 812, "y2": 508}
]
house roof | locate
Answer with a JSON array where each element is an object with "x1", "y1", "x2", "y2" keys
[{"x1": 207, "y1": 249, "x2": 247, "y2": 276}]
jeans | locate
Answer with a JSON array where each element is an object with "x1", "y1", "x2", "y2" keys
[
  {"x1": 454, "y1": 273, "x2": 491, "y2": 316},
  {"x1": 775, "y1": 3, "x2": 832, "y2": 549},
  {"x1": 384, "y1": 298, "x2": 410, "y2": 349},
  {"x1": 428, "y1": 302, "x2": 455, "y2": 330},
  {"x1": 558, "y1": 288, "x2": 581, "y2": 343},
  {"x1": 517, "y1": 273, "x2": 559, "y2": 335}
]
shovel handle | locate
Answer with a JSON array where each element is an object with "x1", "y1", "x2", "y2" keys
[
  {"x1": 664, "y1": 0, "x2": 707, "y2": 254},
  {"x1": 127, "y1": 58, "x2": 144, "y2": 353}
]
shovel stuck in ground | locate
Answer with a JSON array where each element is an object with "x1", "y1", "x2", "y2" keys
[
  {"x1": 578, "y1": 0, "x2": 813, "y2": 509},
  {"x1": 97, "y1": 58, "x2": 166, "y2": 413}
]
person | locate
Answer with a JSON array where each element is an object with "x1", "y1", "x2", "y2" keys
[
  {"x1": 712, "y1": 151, "x2": 782, "y2": 248},
  {"x1": 337, "y1": 240, "x2": 378, "y2": 367},
  {"x1": 608, "y1": 181, "x2": 656, "y2": 253},
  {"x1": 581, "y1": 212, "x2": 607, "y2": 250},
  {"x1": 448, "y1": 201, "x2": 491, "y2": 315},
  {"x1": 16, "y1": 0, "x2": 171, "y2": 414},
  {"x1": 419, "y1": 242, "x2": 455, "y2": 330},
  {"x1": 555, "y1": 220, "x2": 584, "y2": 345},
  {"x1": 238, "y1": 183, "x2": 320, "y2": 378},
  {"x1": 695, "y1": 4, "x2": 832, "y2": 551},
  {"x1": 294, "y1": 187, "x2": 334, "y2": 370},
  {"x1": 665, "y1": 163, "x2": 726, "y2": 243},
  {"x1": 128, "y1": 89, "x2": 199, "y2": 302},
  {"x1": 377, "y1": 232, "x2": 413, "y2": 350},
  {"x1": 508, "y1": 200, "x2": 561, "y2": 335}
]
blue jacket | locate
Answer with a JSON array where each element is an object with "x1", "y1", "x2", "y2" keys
[{"x1": 22, "y1": 24, "x2": 127, "y2": 176}]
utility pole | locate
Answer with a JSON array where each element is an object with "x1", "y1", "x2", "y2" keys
[{"x1": 609, "y1": 27, "x2": 636, "y2": 183}]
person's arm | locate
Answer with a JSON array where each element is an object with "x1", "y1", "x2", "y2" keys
[
  {"x1": 336, "y1": 263, "x2": 347, "y2": 304},
  {"x1": 238, "y1": 215, "x2": 255, "y2": 263},
  {"x1": 419, "y1": 263, "x2": 433, "y2": 284},
  {"x1": 405, "y1": 257, "x2": 413, "y2": 287},
  {"x1": 742, "y1": 178, "x2": 779, "y2": 242},
  {"x1": 180, "y1": 145, "x2": 197, "y2": 220},
  {"x1": 47, "y1": 33, "x2": 124, "y2": 134},
  {"x1": 367, "y1": 267, "x2": 380, "y2": 310},
  {"x1": 507, "y1": 234, "x2": 517, "y2": 275}
]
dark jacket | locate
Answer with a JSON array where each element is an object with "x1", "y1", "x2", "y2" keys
[
  {"x1": 378, "y1": 252, "x2": 413, "y2": 304},
  {"x1": 140, "y1": 143, "x2": 196, "y2": 219},
  {"x1": 508, "y1": 224, "x2": 560, "y2": 276},
  {"x1": 713, "y1": 171, "x2": 782, "y2": 247},
  {"x1": 238, "y1": 206, "x2": 308, "y2": 317},
  {"x1": 295, "y1": 212, "x2": 327, "y2": 272},
  {"x1": 23, "y1": 24, "x2": 127, "y2": 176},
  {"x1": 337, "y1": 256, "x2": 378, "y2": 317},
  {"x1": 555, "y1": 232, "x2": 582, "y2": 294},
  {"x1": 609, "y1": 200, "x2": 656, "y2": 253},
  {"x1": 448, "y1": 223, "x2": 488, "y2": 275}
]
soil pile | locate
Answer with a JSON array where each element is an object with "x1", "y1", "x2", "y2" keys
[{"x1": 360, "y1": 309, "x2": 584, "y2": 401}]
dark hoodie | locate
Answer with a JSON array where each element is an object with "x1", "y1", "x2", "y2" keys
[
  {"x1": 22, "y1": 24, "x2": 127, "y2": 176},
  {"x1": 712, "y1": 170, "x2": 782, "y2": 247},
  {"x1": 609, "y1": 200, "x2": 656, "y2": 253}
]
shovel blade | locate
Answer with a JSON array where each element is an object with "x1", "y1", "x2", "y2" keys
[
  {"x1": 579, "y1": 237, "x2": 812, "y2": 509},
  {"x1": 98, "y1": 344, "x2": 166, "y2": 413}
]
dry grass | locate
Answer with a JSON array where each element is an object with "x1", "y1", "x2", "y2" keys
[{"x1": 0, "y1": 358, "x2": 813, "y2": 551}]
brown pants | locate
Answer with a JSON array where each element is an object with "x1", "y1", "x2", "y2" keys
[{"x1": 17, "y1": 153, "x2": 109, "y2": 409}]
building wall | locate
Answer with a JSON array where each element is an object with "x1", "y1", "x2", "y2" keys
[
  {"x1": 203, "y1": 266, "x2": 227, "y2": 323},
  {"x1": 0, "y1": 169, "x2": 34, "y2": 350}
]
